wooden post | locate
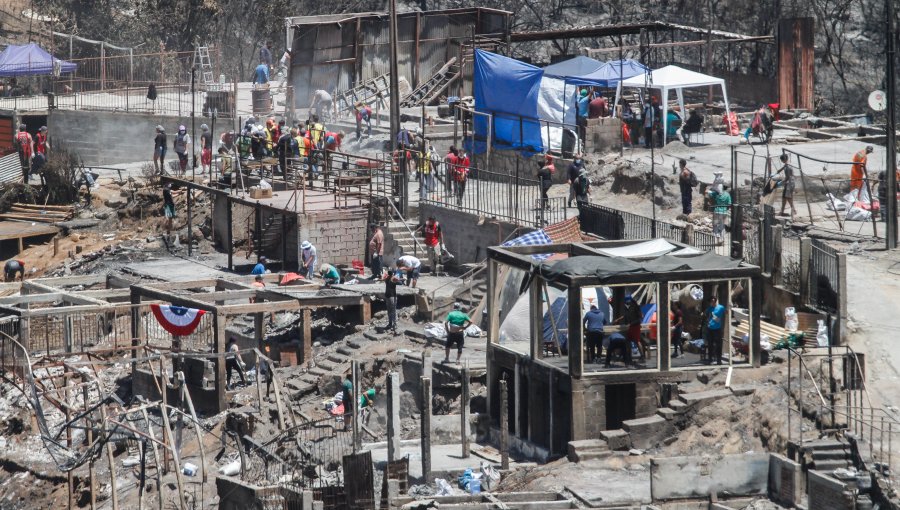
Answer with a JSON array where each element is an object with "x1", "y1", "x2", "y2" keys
[
  {"x1": 139, "y1": 408, "x2": 164, "y2": 510},
  {"x1": 65, "y1": 376, "x2": 74, "y2": 510},
  {"x1": 179, "y1": 375, "x2": 208, "y2": 482},
  {"x1": 772, "y1": 225, "x2": 783, "y2": 286},
  {"x1": 300, "y1": 309, "x2": 312, "y2": 365},
  {"x1": 420, "y1": 376, "x2": 432, "y2": 481},
  {"x1": 97, "y1": 395, "x2": 119, "y2": 510},
  {"x1": 158, "y1": 403, "x2": 189, "y2": 510},
  {"x1": 461, "y1": 366, "x2": 470, "y2": 458},
  {"x1": 226, "y1": 199, "x2": 233, "y2": 271},
  {"x1": 500, "y1": 379, "x2": 509, "y2": 470},
  {"x1": 352, "y1": 360, "x2": 360, "y2": 452},
  {"x1": 100, "y1": 42, "x2": 106, "y2": 91},
  {"x1": 799, "y1": 237, "x2": 811, "y2": 304},
  {"x1": 53, "y1": 236, "x2": 59, "y2": 256},
  {"x1": 84, "y1": 386, "x2": 97, "y2": 510},
  {"x1": 214, "y1": 312, "x2": 227, "y2": 412},
  {"x1": 567, "y1": 285, "x2": 583, "y2": 377}
]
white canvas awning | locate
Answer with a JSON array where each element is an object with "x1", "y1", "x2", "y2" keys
[{"x1": 614, "y1": 65, "x2": 731, "y2": 144}]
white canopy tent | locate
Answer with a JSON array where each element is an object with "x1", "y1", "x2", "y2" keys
[{"x1": 614, "y1": 65, "x2": 731, "y2": 145}]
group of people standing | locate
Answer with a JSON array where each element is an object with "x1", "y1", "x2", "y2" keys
[
  {"x1": 15, "y1": 123, "x2": 49, "y2": 184},
  {"x1": 395, "y1": 126, "x2": 472, "y2": 206}
]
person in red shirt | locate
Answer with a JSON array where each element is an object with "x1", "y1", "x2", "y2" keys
[
  {"x1": 588, "y1": 95, "x2": 608, "y2": 119},
  {"x1": 35, "y1": 126, "x2": 49, "y2": 155},
  {"x1": 415, "y1": 215, "x2": 444, "y2": 275},
  {"x1": 444, "y1": 147, "x2": 459, "y2": 199},
  {"x1": 323, "y1": 131, "x2": 343, "y2": 152},
  {"x1": 14, "y1": 124, "x2": 32, "y2": 183},
  {"x1": 451, "y1": 149, "x2": 469, "y2": 206}
]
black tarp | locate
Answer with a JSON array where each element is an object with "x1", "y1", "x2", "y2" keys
[{"x1": 538, "y1": 252, "x2": 744, "y2": 283}]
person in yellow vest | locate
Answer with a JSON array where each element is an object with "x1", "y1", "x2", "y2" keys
[
  {"x1": 418, "y1": 142, "x2": 433, "y2": 200},
  {"x1": 309, "y1": 115, "x2": 325, "y2": 149},
  {"x1": 851, "y1": 145, "x2": 874, "y2": 202}
]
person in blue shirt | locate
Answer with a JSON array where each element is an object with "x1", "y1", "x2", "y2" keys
[
  {"x1": 583, "y1": 305, "x2": 607, "y2": 364},
  {"x1": 251, "y1": 256, "x2": 267, "y2": 275},
  {"x1": 604, "y1": 332, "x2": 632, "y2": 368},
  {"x1": 254, "y1": 61, "x2": 270, "y2": 86},
  {"x1": 705, "y1": 296, "x2": 726, "y2": 365},
  {"x1": 577, "y1": 89, "x2": 590, "y2": 118}
]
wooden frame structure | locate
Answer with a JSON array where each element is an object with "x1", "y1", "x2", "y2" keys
[{"x1": 484, "y1": 239, "x2": 762, "y2": 457}]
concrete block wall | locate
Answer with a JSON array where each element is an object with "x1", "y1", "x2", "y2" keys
[
  {"x1": 299, "y1": 209, "x2": 368, "y2": 267},
  {"x1": 49, "y1": 109, "x2": 216, "y2": 166},
  {"x1": 768, "y1": 453, "x2": 802, "y2": 507},
  {"x1": 583, "y1": 117, "x2": 622, "y2": 154},
  {"x1": 419, "y1": 202, "x2": 530, "y2": 265},
  {"x1": 806, "y1": 470, "x2": 855, "y2": 510}
]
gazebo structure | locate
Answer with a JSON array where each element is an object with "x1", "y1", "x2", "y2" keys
[
  {"x1": 614, "y1": 65, "x2": 732, "y2": 141},
  {"x1": 484, "y1": 239, "x2": 761, "y2": 458}
]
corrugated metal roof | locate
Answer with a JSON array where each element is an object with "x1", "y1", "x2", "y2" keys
[{"x1": 0, "y1": 152, "x2": 21, "y2": 184}]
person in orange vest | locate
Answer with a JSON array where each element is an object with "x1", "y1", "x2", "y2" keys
[
  {"x1": 14, "y1": 124, "x2": 32, "y2": 183},
  {"x1": 415, "y1": 215, "x2": 444, "y2": 276},
  {"x1": 851, "y1": 145, "x2": 874, "y2": 202}
]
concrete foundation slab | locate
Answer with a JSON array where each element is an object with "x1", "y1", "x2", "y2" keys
[{"x1": 650, "y1": 453, "x2": 769, "y2": 501}]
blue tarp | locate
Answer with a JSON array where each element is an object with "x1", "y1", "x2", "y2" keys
[
  {"x1": 578, "y1": 59, "x2": 649, "y2": 87},
  {"x1": 543, "y1": 56, "x2": 605, "y2": 82},
  {"x1": 543, "y1": 295, "x2": 569, "y2": 350},
  {"x1": 0, "y1": 43, "x2": 76, "y2": 77},
  {"x1": 473, "y1": 49, "x2": 543, "y2": 153}
]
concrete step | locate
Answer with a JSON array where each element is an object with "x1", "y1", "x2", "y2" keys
[
  {"x1": 801, "y1": 439, "x2": 849, "y2": 451},
  {"x1": 300, "y1": 374, "x2": 320, "y2": 385},
  {"x1": 336, "y1": 345, "x2": 355, "y2": 356},
  {"x1": 327, "y1": 352, "x2": 348, "y2": 364},
  {"x1": 567, "y1": 439, "x2": 611, "y2": 462},
  {"x1": 317, "y1": 359, "x2": 337, "y2": 371},
  {"x1": 677, "y1": 389, "x2": 733, "y2": 410},
  {"x1": 308, "y1": 366, "x2": 328, "y2": 376},
  {"x1": 656, "y1": 407, "x2": 677, "y2": 421},
  {"x1": 812, "y1": 459, "x2": 852, "y2": 472},
  {"x1": 622, "y1": 415, "x2": 671, "y2": 450},
  {"x1": 812, "y1": 450, "x2": 851, "y2": 461},
  {"x1": 599, "y1": 429, "x2": 631, "y2": 451},
  {"x1": 668, "y1": 400, "x2": 688, "y2": 413}
]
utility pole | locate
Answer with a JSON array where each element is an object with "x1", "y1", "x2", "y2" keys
[
  {"x1": 886, "y1": 0, "x2": 898, "y2": 249},
  {"x1": 389, "y1": 0, "x2": 405, "y2": 216},
  {"x1": 191, "y1": 67, "x2": 197, "y2": 183}
]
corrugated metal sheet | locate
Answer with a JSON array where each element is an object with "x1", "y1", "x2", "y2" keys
[
  {"x1": 287, "y1": 8, "x2": 511, "y2": 110},
  {"x1": 0, "y1": 153, "x2": 21, "y2": 184}
]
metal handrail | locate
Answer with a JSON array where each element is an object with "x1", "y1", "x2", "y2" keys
[{"x1": 384, "y1": 197, "x2": 426, "y2": 258}]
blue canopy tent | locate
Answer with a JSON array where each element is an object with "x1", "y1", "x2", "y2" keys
[
  {"x1": 0, "y1": 43, "x2": 77, "y2": 77},
  {"x1": 473, "y1": 49, "x2": 545, "y2": 153},
  {"x1": 582, "y1": 60, "x2": 650, "y2": 86},
  {"x1": 543, "y1": 56, "x2": 605, "y2": 84}
]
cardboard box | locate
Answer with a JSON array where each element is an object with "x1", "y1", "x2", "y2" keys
[{"x1": 249, "y1": 187, "x2": 273, "y2": 199}]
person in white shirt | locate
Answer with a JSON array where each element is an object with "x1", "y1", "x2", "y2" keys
[
  {"x1": 299, "y1": 240, "x2": 317, "y2": 278},
  {"x1": 397, "y1": 255, "x2": 422, "y2": 288}
]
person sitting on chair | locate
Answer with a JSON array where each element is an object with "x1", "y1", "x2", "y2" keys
[{"x1": 680, "y1": 109, "x2": 704, "y2": 143}]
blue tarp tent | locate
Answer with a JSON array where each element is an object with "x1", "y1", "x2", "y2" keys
[
  {"x1": 578, "y1": 59, "x2": 649, "y2": 87},
  {"x1": 0, "y1": 43, "x2": 76, "y2": 77},
  {"x1": 473, "y1": 49, "x2": 544, "y2": 153},
  {"x1": 543, "y1": 56, "x2": 605, "y2": 83}
]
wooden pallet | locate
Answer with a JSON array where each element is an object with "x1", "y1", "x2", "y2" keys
[{"x1": 0, "y1": 202, "x2": 74, "y2": 223}]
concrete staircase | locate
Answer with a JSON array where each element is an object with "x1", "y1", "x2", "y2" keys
[
  {"x1": 383, "y1": 220, "x2": 427, "y2": 269},
  {"x1": 567, "y1": 439, "x2": 611, "y2": 462},
  {"x1": 794, "y1": 439, "x2": 854, "y2": 473}
]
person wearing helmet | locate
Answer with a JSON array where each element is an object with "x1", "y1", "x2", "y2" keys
[
  {"x1": 172, "y1": 125, "x2": 192, "y2": 175},
  {"x1": 14, "y1": 124, "x2": 32, "y2": 183},
  {"x1": 199, "y1": 124, "x2": 212, "y2": 174},
  {"x1": 153, "y1": 125, "x2": 167, "y2": 174},
  {"x1": 323, "y1": 131, "x2": 343, "y2": 152}
]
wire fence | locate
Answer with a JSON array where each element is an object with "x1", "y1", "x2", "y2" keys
[
  {"x1": 578, "y1": 202, "x2": 723, "y2": 254},
  {"x1": 241, "y1": 416, "x2": 355, "y2": 507},
  {"x1": 808, "y1": 238, "x2": 839, "y2": 313}
]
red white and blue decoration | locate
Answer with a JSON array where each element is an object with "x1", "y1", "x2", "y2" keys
[{"x1": 150, "y1": 304, "x2": 206, "y2": 336}]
